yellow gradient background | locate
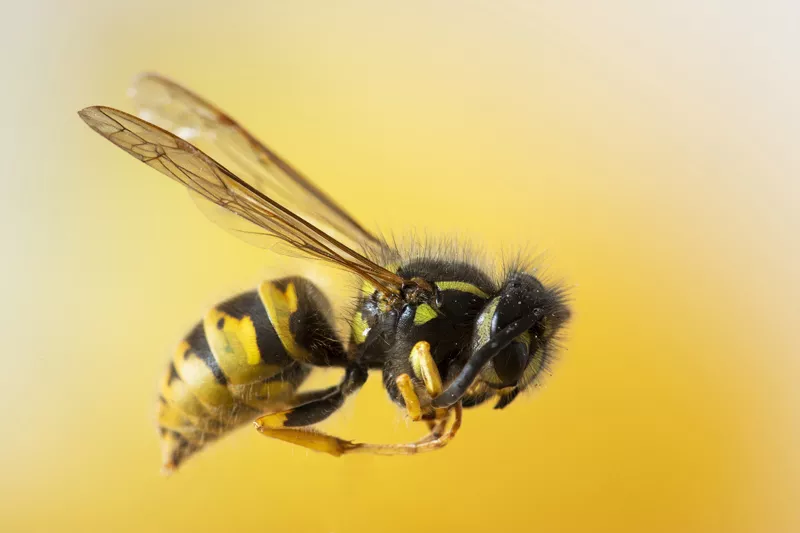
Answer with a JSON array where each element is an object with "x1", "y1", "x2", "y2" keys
[{"x1": 2, "y1": 2, "x2": 798, "y2": 532}]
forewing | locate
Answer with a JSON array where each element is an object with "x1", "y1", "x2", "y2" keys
[
  {"x1": 128, "y1": 72, "x2": 386, "y2": 255},
  {"x1": 78, "y1": 106, "x2": 404, "y2": 295}
]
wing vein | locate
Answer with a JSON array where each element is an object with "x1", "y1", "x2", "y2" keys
[{"x1": 78, "y1": 105, "x2": 405, "y2": 296}]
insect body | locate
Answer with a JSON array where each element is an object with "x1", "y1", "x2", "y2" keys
[{"x1": 79, "y1": 73, "x2": 570, "y2": 473}]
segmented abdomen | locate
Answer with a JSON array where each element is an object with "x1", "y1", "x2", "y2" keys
[{"x1": 157, "y1": 277, "x2": 345, "y2": 473}]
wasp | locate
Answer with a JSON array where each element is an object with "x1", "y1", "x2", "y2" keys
[{"x1": 78, "y1": 73, "x2": 570, "y2": 473}]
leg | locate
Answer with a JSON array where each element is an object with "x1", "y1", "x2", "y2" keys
[
  {"x1": 399, "y1": 340, "x2": 448, "y2": 421},
  {"x1": 254, "y1": 424, "x2": 360, "y2": 457},
  {"x1": 409, "y1": 341, "x2": 443, "y2": 397},
  {"x1": 353, "y1": 341, "x2": 461, "y2": 453},
  {"x1": 395, "y1": 373, "x2": 423, "y2": 421},
  {"x1": 253, "y1": 363, "x2": 368, "y2": 455},
  {"x1": 256, "y1": 402, "x2": 462, "y2": 457},
  {"x1": 345, "y1": 403, "x2": 463, "y2": 455},
  {"x1": 255, "y1": 342, "x2": 464, "y2": 457}
]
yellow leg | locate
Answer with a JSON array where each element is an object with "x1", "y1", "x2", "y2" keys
[
  {"x1": 395, "y1": 374, "x2": 423, "y2": 421},
  {"x1": 254, "y1": 418, "x2": 358, "y2": 457},
  {"x1": 409, "y1": 341, "x2": 443, "y2": 396},
  {"x1": 407, "y1": 340, "x2": 449, "y2": 420},
  {"x1": 254, "y1": 341, "x2": 462, "y2": 457},
  {"x1": 346, "y1": 403, "x2": 463, "y2": 455},
  {"x1": 254, "y1": 403, "x2": 463, "y2": 457},
  {"x1": 418, "y1": 417, "x2": 447, "y2": 444}
]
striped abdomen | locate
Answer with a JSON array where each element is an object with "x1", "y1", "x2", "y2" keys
[{"x1": 157, "y1": 277, "x2": 346, "y2": 472}]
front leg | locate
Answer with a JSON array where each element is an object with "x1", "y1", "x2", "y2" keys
[{"x1": 395, "y1": 340, "x2": 448, "y2": 421}]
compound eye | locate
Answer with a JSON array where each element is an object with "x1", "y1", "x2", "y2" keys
[{"x1": 491, "y1": 341, "x2": 528, "y2": 387}]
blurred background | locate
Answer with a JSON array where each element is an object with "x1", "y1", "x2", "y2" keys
[{"x1": 1, "y1": 1, "x2": 798, "y2": 532}]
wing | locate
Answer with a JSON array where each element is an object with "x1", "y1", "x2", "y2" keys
[
  {"x1": 78, "y1": 106, "x2": 405, "y2": 296},
  {"x1": 127, "y1": 72, "x2": 386, "y2": 255}
]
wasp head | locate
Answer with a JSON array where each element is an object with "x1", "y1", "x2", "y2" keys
[{"x1": 432, "y1": 272, "x2": 570, "y2": 409}]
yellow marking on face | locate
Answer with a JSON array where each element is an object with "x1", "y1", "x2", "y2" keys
[
  {"x1": 413, "y1": 303, "x2": 438, "y2": 326},
  {"x1": 474, "y1": 297, "x2": 535, "y2": 383},
  {"x1": 475, "y1": 297, "x2": 500, "y2": 346},
  {"x1": 435, "y1": 281, "x2": 489, "y2": 299},
  {"x1": 351, "y1": 311, "x2": 369, "y2": 344},
  {"x1": 258, "y1": 281, "x2": 311, "y2": 362}
]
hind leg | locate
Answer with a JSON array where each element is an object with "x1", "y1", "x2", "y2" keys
[{"x1": 254, "y1": 362, "x2": 369, "y2": 455}]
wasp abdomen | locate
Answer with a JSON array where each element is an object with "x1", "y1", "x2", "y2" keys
[{"x1": 157, "y1": 277, "x2": 346, "y2": 472}]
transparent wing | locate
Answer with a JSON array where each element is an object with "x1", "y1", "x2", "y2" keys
[
  {"x1": 78, "y1": 106, "x2": 405, "y2": 295},
  {"x1": 128, "y1": 72, "x2": 386, "y2": 256}
]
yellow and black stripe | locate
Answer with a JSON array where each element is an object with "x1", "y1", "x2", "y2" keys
[{"x1": 157, "y1": 277, "x2": 346, "y2": 472}]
